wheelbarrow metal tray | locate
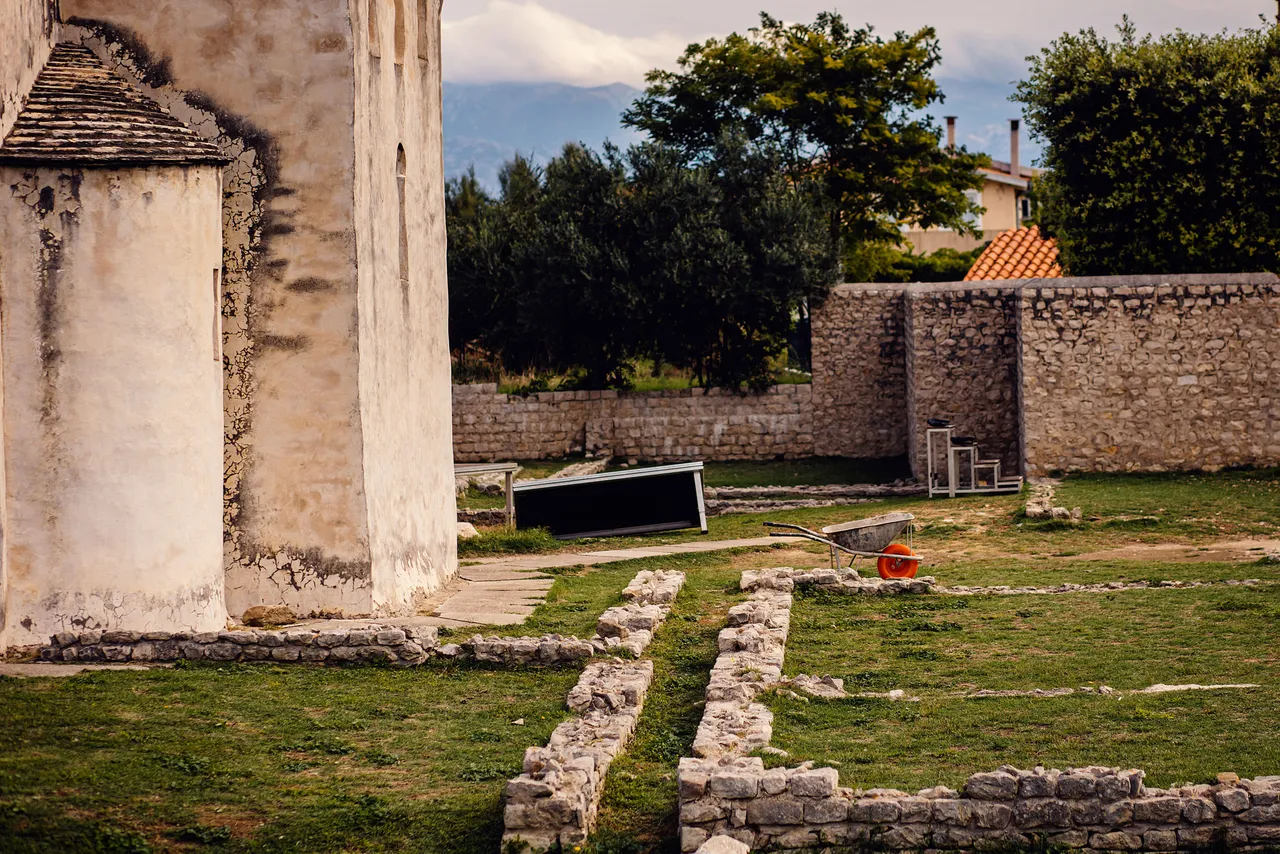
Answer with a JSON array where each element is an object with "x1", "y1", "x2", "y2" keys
[
  {"x1": 821, "y1": 512, "x2": 914, "y2": 554},
  {"x1": 513, "y1": 461, "x2": 707, "y2": 539}
]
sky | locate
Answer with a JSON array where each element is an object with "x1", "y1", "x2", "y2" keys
[
  {"x1": 440, "y1": 1, "x2": 1274, "y2": 161},
  {"x1": 442, "y1": 0, "x2": 1272, "y2": 86}
]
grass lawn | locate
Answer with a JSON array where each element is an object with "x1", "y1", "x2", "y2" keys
[
  {"x1": 768, "y1": 581, "x2": 1280, "y2": 790},
  {"x1": 0, "y1": 665, "x2": 579, "y2": 854},
  {"x1": 4, "y1": 468, "x2": 1279, "y2": 853}
]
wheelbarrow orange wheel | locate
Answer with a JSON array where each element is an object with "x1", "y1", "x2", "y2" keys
[{"x1": 877, "y1": 543, "x2": 920, "y2": 579}]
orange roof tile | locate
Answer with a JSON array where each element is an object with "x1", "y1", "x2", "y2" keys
[{"x1": 963, "y1": 225, "x2": 1062, "y2": 281}]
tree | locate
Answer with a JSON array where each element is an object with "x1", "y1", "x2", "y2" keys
[
  {"x1": 1017, "y1": 19, "x2": 1280, "y2": 275},
  {"x1": 623, "y1": 12, "x2": 988, "y2": 247},
  {"x1": 444, "y1": 137, "x2": 838, "y2": 390}
]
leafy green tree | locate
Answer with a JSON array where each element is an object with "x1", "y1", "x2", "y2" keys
[
  {"x1": 1017, "y1": 19, "x2": 1280, "y2": 275},
  {"x1": 623, "y1": 11, "x2": 988, "y2": 246},
  {"x1": 445, "y1": 137, "x2": 837, "y2": 390}
]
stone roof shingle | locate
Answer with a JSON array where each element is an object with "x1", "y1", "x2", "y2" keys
[
  {"x1": 0, "y1": 43, "x2": 225, "y2": 167},
  {"x1": 964, "y1": 225, "x2": 1062, "y2": 281}
]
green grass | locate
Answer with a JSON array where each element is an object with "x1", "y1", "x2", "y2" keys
[
  {"x1": 456, "y1": 527, "x2": 561, "y2": 558},
  {"x1": 0, "y1": 664, "x2": 579, "y2": 854},
  {"x1": 6, "y1": 468, "x2": 1280, "y2": 853},
  {"x1": 768, "y1": 581, "x2": 1280, "y2": 791},
  {"x1": 1054, "y1": 468, "x2": 1280, "y2": 538}
]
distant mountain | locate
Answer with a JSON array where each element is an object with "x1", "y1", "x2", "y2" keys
[
  {"x1": 441, "y1": 77, "x2": 1043, "y2": 192},
  {"x1": 443, "y1": 81, "x2": 645, "y2": 189}
]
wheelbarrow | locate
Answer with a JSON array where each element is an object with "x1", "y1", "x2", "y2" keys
[{"x1": 764, "y1": 512, "x2": 920, "y2": 578}]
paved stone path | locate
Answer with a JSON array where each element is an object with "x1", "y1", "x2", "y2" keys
[{"x1": 292, "y1": 537, "x2": 784, "y2": 630}]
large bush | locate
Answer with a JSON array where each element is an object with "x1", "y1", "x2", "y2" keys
[{"x1": 1017, "y1": 20, "x2": 1280, "y2": 275}]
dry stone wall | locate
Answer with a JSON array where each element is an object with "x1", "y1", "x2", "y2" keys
[
  {"x1": 455, "y1": 274, "x2": 1279, "y2": 475},
  {"x1": 40, "y1": 625, "x2": 438, "y2": 665},
  {"x1": 810, "y1": 286, "x2": 907, "y2": 458},
  {"x1": 678, "y1": 762, "x2": 1280, "y2": 852},
  {"x1": 904, "y1": 284, "x2": 1021, "y2": 477},
  {"x1": 453, "y1": 384, "x2": 813, "y2": 462},
  {"x1": 1019, "y1": 276, "x2": 1280, "y2": 475}
]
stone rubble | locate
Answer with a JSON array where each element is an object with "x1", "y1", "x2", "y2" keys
[
  {"x1": 677, "y1": 762, "x2": 1280, "y2": 852},
  {"x1": 40, "y1": 625, "x2": 438, "y2": 665},
  {"x1": 500, "y1": 658, "x2": 655, "y2": 851},
  {"x1": 693, "y1": 585, "x2": 792, "y2": 760},
  {"x1": 738, "y1": 566, "x2": 1265, "y2": 600},
  {"x1": 741, "y1": 566, "x2": 938, "y2": 596}
]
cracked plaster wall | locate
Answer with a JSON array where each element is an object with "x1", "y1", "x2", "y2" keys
[
  {"x1": 60, "y1": 0, "x2": 456, "y2": 619},
  {"x1": 0, "y1": 165, "x2": 226, "y2": 648},
  {"x1": 353, "y1": 0, "x2": 457, "y2": 613}
]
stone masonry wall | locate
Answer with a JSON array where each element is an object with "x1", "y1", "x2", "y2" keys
[
  {"x1": 1019, "y1": 276, "x2": 1280, "y2": 475},
  {"x1": 452, "y1": 384, "x2": 813, "y2": 462},
  {"x1": 904, "y1": 285, "x2": 1021, "y2": 479},
  {"x1": 810, "y1": 285, "x2": 907, "y2": 459},
  {"x1": 455, "y1": 274, "x2": 1280, "y2": 475},
  {"x1": 678, "y1": 762, "x2": 1280, "y2": 852}
]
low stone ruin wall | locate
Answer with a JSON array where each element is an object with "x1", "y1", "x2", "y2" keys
[
  {"x1": 741, "y1": 566, "x2": 938, "y2": 596},
  {"x1": 502, "y1": 659, "x2": 654, "y2": 850},
  {"x1": 40, "y1": 625, "x2": 438, "y2": 665},
  {"x1": 678, "y1": 763, "x2": 1280, "y2": 852},
  {"x1": 500, "y1": 569, "x2": 687, "y2": 849}
]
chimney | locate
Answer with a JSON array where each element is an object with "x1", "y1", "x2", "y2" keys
[
  {"x1": 945, "y1": 116, "x2": 957, "y2": 149},
  {"x1": 1010, "y1": 119, "x2": 1021, "y2": 180}
]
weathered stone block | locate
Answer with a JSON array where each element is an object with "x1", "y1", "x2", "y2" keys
[
  {"x1": 804, "y1": 798, "x2": 848, "y2": 824},
  {"x1": 680, "y1": 801, "x2": 728, "y2": 824},
  {"x1": 205, "y1": 643, "x2": 241, "y2": 661},
  {"x1": 790, "y1": 767, "x2": 838, "y2": 798},
  {"x1": 1133, "y1": 797, "x2": 1182, "y2": 823},
  {"x1": 932, "y1": 799, "x2": 974, "y2": 826},
  {"x1": 1142, "y1": 830, "x2": 1177, "y2": 851},
  {"x1": 1182, "y1": 796, "x2": 1217, "y2": 823},
  {"x1": 1089, "y1": 830, "x2": 1142, "y2": 850},
  {"x1": 1015, "y1": 798, "x2": 1071, "y2": 828},
  {"x1": 745, "y1": 797, "x2": 804, "y2": 825},
  {"x1": 1215, "y1": 787, "x2": 1250, "y2": 813},
  {"x1": 1058, "y1": 773, "x2": 1097, "y2": 799},
  {"x1": 708, "y1": 771, "x2": 759, "y2": 800},
  {"x1": 973, "y1": 801, "x2": 1013, "y2": 829},
  {"x1": 851, "y1": 798, "x2": 901, "y2": 823},
  {"x1": 966, "y1": 771, "x2": 1017, "y2": 800}
]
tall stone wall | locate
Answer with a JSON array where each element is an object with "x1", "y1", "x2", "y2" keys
[
  {"x1": 1020, "y1": 275, "x2": 1280, "y2": 476},
  {"x1": 452, "y1": 384, "x2": 814, "y2": 462},
  {"x1": 904, "y1": 285, "x2": 1021, "y2": 478},
  {"x1": 455, "y1": 275, "x2": 1280, "y2": 476},
  {"x1": 810, "y1": 286, "x2": 906, "y2": 459}
]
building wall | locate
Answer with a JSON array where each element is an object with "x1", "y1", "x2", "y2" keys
[
  {"x1": 810, "y1": 285, "x2": 906, "y2": 459},
  {"x1": 452, "y1": 384, "x2": 814, "y2": 463},
  {"x1": 904, "y1": 285, "x2": 1022, "y2": 478},
  {"x1": 0, "y1": 165, "x2": 226, "y2": 648},
  {"x1": 1020, "y1": 276, "x2": 1280, "y2": 475},
  {"x1": 353, "y1": 0, "x2": 457, "y2": 614},
  {"x1": 62, "y1": 0, "x2": 380, "y2": 617},
  {"x1": 0, "y1": 0, "x2": 56, "y2": 140},
  {"x1": 980, "y1": 178, "x2": 1021, "y2": 233}
]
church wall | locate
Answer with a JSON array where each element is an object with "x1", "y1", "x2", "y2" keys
[
  {"x1": 61, "y1": 0, "x2": 376, "y2": 618},
  {"x1": 0, "y1": 0, "x2": 56, "y2": 140},
  {"x1": 0, "y1": 164, "x2": 226, "y2": 648},
  {"x1": 353, "y1": 0, "x2": 457, "y2": 613}
]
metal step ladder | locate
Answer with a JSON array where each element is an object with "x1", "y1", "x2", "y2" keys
[{"x1": 926, "y1": 425, "x2": 1024, "y2": 498}]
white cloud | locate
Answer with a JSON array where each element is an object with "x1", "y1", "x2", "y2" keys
[{"x1": 441, "y1": 1, "x2": 691, "y2": 87}]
